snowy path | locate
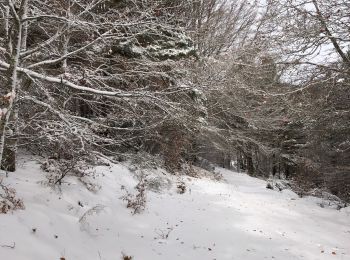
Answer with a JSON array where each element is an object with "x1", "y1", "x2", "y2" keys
[{"x1": 0, "y1": 160, "x2": 349, "y2": 260}]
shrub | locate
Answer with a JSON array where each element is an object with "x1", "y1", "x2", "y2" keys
[
  {"x1": 0, "y1": 179, "x2": 25, "y2": 214},
  {"x1": 121, "y1": 174, "x2": 147, "y2": 214},
  {"x1": 41, "y1": 155, "x2": 93, "y2": 186}
]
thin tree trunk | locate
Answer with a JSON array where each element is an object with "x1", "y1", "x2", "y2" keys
[
  {"x1": 312, "y1": 0, "x2": 350, "y2": 66},
  {"x1": 21, "y1": 2, "x2": 28, "y2": 51},
  {"x1": 247, "y1": 152, "x2": 254, "y2": 176},
  {"x1": 0, "y1": 0, "x2": 27, "y2": 171}
]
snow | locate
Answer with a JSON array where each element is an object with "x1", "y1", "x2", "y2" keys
[{"x1": 0, "y1": 157, "x2": 349, "y2": 260}]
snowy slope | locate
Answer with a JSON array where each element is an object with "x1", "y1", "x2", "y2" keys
[{"x1": 0, "y1": 157, "x2": 349, "y2": 260}]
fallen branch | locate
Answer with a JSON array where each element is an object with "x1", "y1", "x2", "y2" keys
[{"x1": 0, "y1": 242, "x2": 15, "y2": 249}]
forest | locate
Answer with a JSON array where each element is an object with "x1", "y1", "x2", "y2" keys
[{"x1": 0, "y1": 0, "x2": 349, "y2": 259}]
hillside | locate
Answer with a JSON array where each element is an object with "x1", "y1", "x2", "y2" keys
[{"x1": 0, "y1": 157, "x2": 349, "y2": 260}]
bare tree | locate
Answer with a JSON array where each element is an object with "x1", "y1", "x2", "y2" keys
[
  {"x1": 0, "y1": 0, "x2": 195, "y2": 170},
  {"x1": 184, "y1": 0, "x2": 261, "y2": 56},
  {"x1": 262, "y1": 0, "x2": 350, "y2": 76}
]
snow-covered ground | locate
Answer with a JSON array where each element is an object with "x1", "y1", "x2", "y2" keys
[{"x1": 0, "y1": 157, "x2": 349, "y2": 260}]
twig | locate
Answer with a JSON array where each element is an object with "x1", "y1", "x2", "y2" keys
[{"x1": 0, "y1": 242, "x2": 15, "y2": 249}]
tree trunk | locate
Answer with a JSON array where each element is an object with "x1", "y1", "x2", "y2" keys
[
  {"x1": 247, "y1": 152, "x2": 254, "y2": 176},
  {"x1": 272, "y1": 153, "x2": 277, "y2": 178},
  {"x1": 0, "y1": 0, "x2": 28, "y2": 172},
  {"x1": 1, "y1": 139, "x2": 16, "y2": 172}
]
